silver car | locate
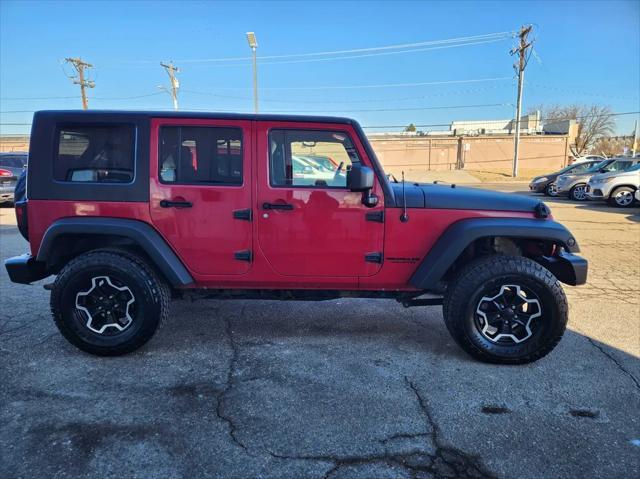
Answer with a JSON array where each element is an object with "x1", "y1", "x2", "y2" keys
[
  {"x1": 0, "y1": 152, "x2": 27, "y2": 204},
  {"x1": 556, "y1": 158, "x2": 639, "y2": 201},
  {"x1": 586, "y1": 163, "x2": 640, "y2": 207}
]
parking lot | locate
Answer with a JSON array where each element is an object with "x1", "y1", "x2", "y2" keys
[{"x1": 1, "y1": 188, "x2": 639, "y2": 479}]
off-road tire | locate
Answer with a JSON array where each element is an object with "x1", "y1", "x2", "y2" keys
[
  {"x1": 443, "y1": 255, "x2": 568, "y2": 364},
  {"x1": 608, "y1": 186, "x2": 636, "y2": 208},
  {"x1": 569, "y1": 183, "x2": 588, "y2": 201},
  {"x1": 51, "y1": 250, "x2": 169, "y2": 356}
]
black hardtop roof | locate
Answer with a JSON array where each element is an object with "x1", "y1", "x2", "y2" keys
[{"x1": 33, "y1": 110, "x2": 358, "y2": 126}]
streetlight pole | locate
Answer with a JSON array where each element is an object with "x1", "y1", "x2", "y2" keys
[{"x1": 246, "y1": 32, "x2": 259, "y2": 113}]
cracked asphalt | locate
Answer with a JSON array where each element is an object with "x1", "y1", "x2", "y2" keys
[{"x1": 1, "y1": 188, "x2": 639, "y2": 479}]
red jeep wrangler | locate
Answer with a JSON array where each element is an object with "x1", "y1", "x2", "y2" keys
[{"x1": 5, "y1": 111, "x2": 587, "y2": 363}]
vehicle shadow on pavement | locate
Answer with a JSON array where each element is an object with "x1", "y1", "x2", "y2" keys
[{"x1": 2, "y1": 295, "x2": 640, "y2": 478}]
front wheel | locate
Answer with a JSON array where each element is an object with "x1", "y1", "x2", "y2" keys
[
  {"x1": 608, "y1": 186, "x2": 636, "y2": 207},
  {"x1": 443, "y1": 255, "x2": 568, "y2": 364},
  {"x1": 51, "y1": 250, "x2": 169, "y2": 356},
  {"x1": 569, "y1": 183, "x2": 588, "y2": 201},
  {"x1": 544, "y1": 182, "x2": 558, "y2": 197}
]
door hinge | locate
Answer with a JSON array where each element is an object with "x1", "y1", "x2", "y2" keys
[
  {"x1": 234, "y1": 250, "x2": 252, "y2": 262},
  {"x1": 233, "y1": 209, "x2": 252, "y2": 221},
  {"x1": 365, "y1": 252, "x2": 383, "y2": 263},
  {"x1": 366, "y1": 211, "x2": 384, "y2": 223}
]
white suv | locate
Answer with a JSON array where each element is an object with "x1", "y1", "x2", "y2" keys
[{"x1": 586, "y1": 163, "x2": 640, "y2": 207}]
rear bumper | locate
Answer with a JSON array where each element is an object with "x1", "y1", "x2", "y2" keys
[
  {"x1": 0, "y1": 184, "x2": 14, "y2": 202},
  {"x1": 537, "y1": 251, "x2": 588, "y2": 286},
  {"x1": 4, "y1": 254, "x2": 49, "y2": 284}
]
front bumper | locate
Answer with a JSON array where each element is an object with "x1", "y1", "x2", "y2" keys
[
  {"x1": 4, "y1": 254, "x2": 49, "y2": 284},
  {"x1": 529, "y1": 181, "x2": 549, "y2": 193},
  {"x1": 537, "y1": 251, "x2": 588, "y2": 286},
  {"x1": 585, "y1": 182, "x2": 610, "y2": 200}
]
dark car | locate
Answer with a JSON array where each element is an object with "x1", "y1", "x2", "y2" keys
[
  {"x1": 529, "y1": 160, "x2": 601, "y2": 197},
  {"x1": 0, "y1": 152, "x2": 28, "y2": 204},
  {"x1": 4, "y1": 110, "x2": 587, "y2": 364}
]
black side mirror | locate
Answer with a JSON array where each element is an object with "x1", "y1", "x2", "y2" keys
[{"x1": 347, "y1": 164, "x2": 374, "y2": 192}]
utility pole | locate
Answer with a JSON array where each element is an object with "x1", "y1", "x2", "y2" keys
[
  {"x1": 511, "y1": 25, "x2": 533, "y2": 177},
  {"x1": 246, "y1": 32, "x2": 259, "y2": 113},
  {"x1": 632, "y1": 119, "x2": 639, "y2": 157},
  {"x1": 64, "y1": 57, "x2": 94, "y2": 110},
  {"x1": 160, "y1": 62, "x2": 180, "y2": 110}
]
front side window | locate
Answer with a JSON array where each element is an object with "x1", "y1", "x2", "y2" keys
[
  {"x1": 269, "y1": 129, "x2": 360, "y2": 188},
  {"x1": 159, "y1": 126, "x2": 243, "y2": 185},
  {"x1": 570, "y1": 162, "x2": 594, "y2": 173},
  {"x1": 55, "y1": 125, "x2": 134, "y2": 183},
  {"x1": 605, "y1": 161, "x2": 632, "y2": 172}
]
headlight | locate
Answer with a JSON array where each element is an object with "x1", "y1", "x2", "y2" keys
[{"x1": 533, "y1": 177, "x2": 548, "y2": 184}]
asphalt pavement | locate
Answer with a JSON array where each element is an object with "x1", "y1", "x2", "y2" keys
[{"x1": 1, "y1": 189, "x2": 639, "y2": 479}]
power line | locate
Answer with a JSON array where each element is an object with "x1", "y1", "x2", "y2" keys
[
  {"x1": 121, "y1": 31, "x2": 515, "y2": 64},
  {"x1": 0, "y1": 77, "x2": 513, "y2": 101}
]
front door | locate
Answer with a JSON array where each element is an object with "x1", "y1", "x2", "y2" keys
[
  {"x1": 256, "y1": 122, "x2": 384, "y2": 277},
  {"x1": 150, "y1": 118, "x2": 252, "y2": 275}
]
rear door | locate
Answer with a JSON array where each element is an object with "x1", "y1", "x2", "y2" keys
[{"x1": 149, "y1": 118, "x2": 252, "y2": 275}]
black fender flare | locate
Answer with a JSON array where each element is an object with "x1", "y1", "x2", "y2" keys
[
  {"x1": 37, "y1": 217, "x2": 194, "y2": 287},
  {"x1": 409, "y1": 217, "x2": 581, "y2": 289}
]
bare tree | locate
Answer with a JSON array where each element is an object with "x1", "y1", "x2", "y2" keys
[{"x1": 529, "y1": 104, "x2": 616, "y2": 156}]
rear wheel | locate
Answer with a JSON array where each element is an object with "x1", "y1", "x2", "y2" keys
[
  {"x1": 51, "y1": 250, "x2": 169, "y2": 356},
  {"x1": 569, "y1": 183, "x2": 588, "y2": 201},
  {"x1": 443, "y1": 255, "x2": 568, "y2": 364},
  {"x1": 608, "y1": 186, "x2": 636, "y2": 207}
]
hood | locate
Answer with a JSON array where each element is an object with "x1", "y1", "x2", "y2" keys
[
  {"x1": 390, "y1": 182, "x2": 544, "y2": 213},
  {"x1": 531, "y1": 172, "x2": 559, "y2": 182},
  {"x1": 558, "y1": 170, "x2": 595, "y2": 180}
]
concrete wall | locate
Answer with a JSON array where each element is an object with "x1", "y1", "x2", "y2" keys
[
  {"x1": 1, "y1": 133, "x2": 570, "y2": 175},
  {"x1": 370, "y1": 134, "x2": 570, "y2": 176},
  {"x1": 0, "y1": 135, "x2": 29, "y2": 153}
]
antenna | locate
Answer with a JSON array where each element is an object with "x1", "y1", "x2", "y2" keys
[{"x1": 400, "y1": 171, "x2": 409, "y2": 223}]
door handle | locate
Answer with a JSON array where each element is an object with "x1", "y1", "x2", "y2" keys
[
  {"x1": 160, "y1": 199, "x2": 193, "y2": 208},
  {"x1": 262, "y1": 202, "x2": 293, "y2": 211}
]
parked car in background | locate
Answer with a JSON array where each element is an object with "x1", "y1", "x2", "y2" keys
[
  {"x1": 572, "y1": 154, "x2": 607, "y2": 164},
  {"x1": 556, "y1": 158, "x2": 639, "y2": 201},
  {"x1": 529, "y1": 159, "x2": 602, "y2": 196},
  {"x1": 0, "y1": 152, "x2": 28, "y2": 205},
  {"x1": 586, "y1": 163, "x2": 640, "y2": 207}
]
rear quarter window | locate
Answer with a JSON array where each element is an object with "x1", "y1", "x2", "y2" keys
[{"x1": 55, "y1": 125, "x2": 135, "y2": 183}]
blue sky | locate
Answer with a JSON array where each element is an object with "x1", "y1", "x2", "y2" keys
[{"x1": 1, "y1": 0, "x2": 639, "y2": 135}]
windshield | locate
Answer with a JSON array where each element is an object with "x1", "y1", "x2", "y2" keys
[{"x1": 586, "y1": 160, "x2": 611, "y2": 172}]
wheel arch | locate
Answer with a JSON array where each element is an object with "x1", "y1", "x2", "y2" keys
[
  {"x1": 607, "y1": 183, "x2": 638, "y2": 198},
  {"x1": 409, "y1": 217, "x2": 583, "y2": 289},
  {"x1": 37, "y1": 217, "x2": 194, "y2": 287}
]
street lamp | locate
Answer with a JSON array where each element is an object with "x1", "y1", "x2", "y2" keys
[{"x1": 246, "y1": 32, "x2": 258, "y2": 113}]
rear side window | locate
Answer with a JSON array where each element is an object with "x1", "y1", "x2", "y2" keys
[
  {"x1": 159, "y1": 126, "x2": 243, "y2": 185},
  {"x1": 55, "y1": 125, "x2": 134, "y2": 183}
]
